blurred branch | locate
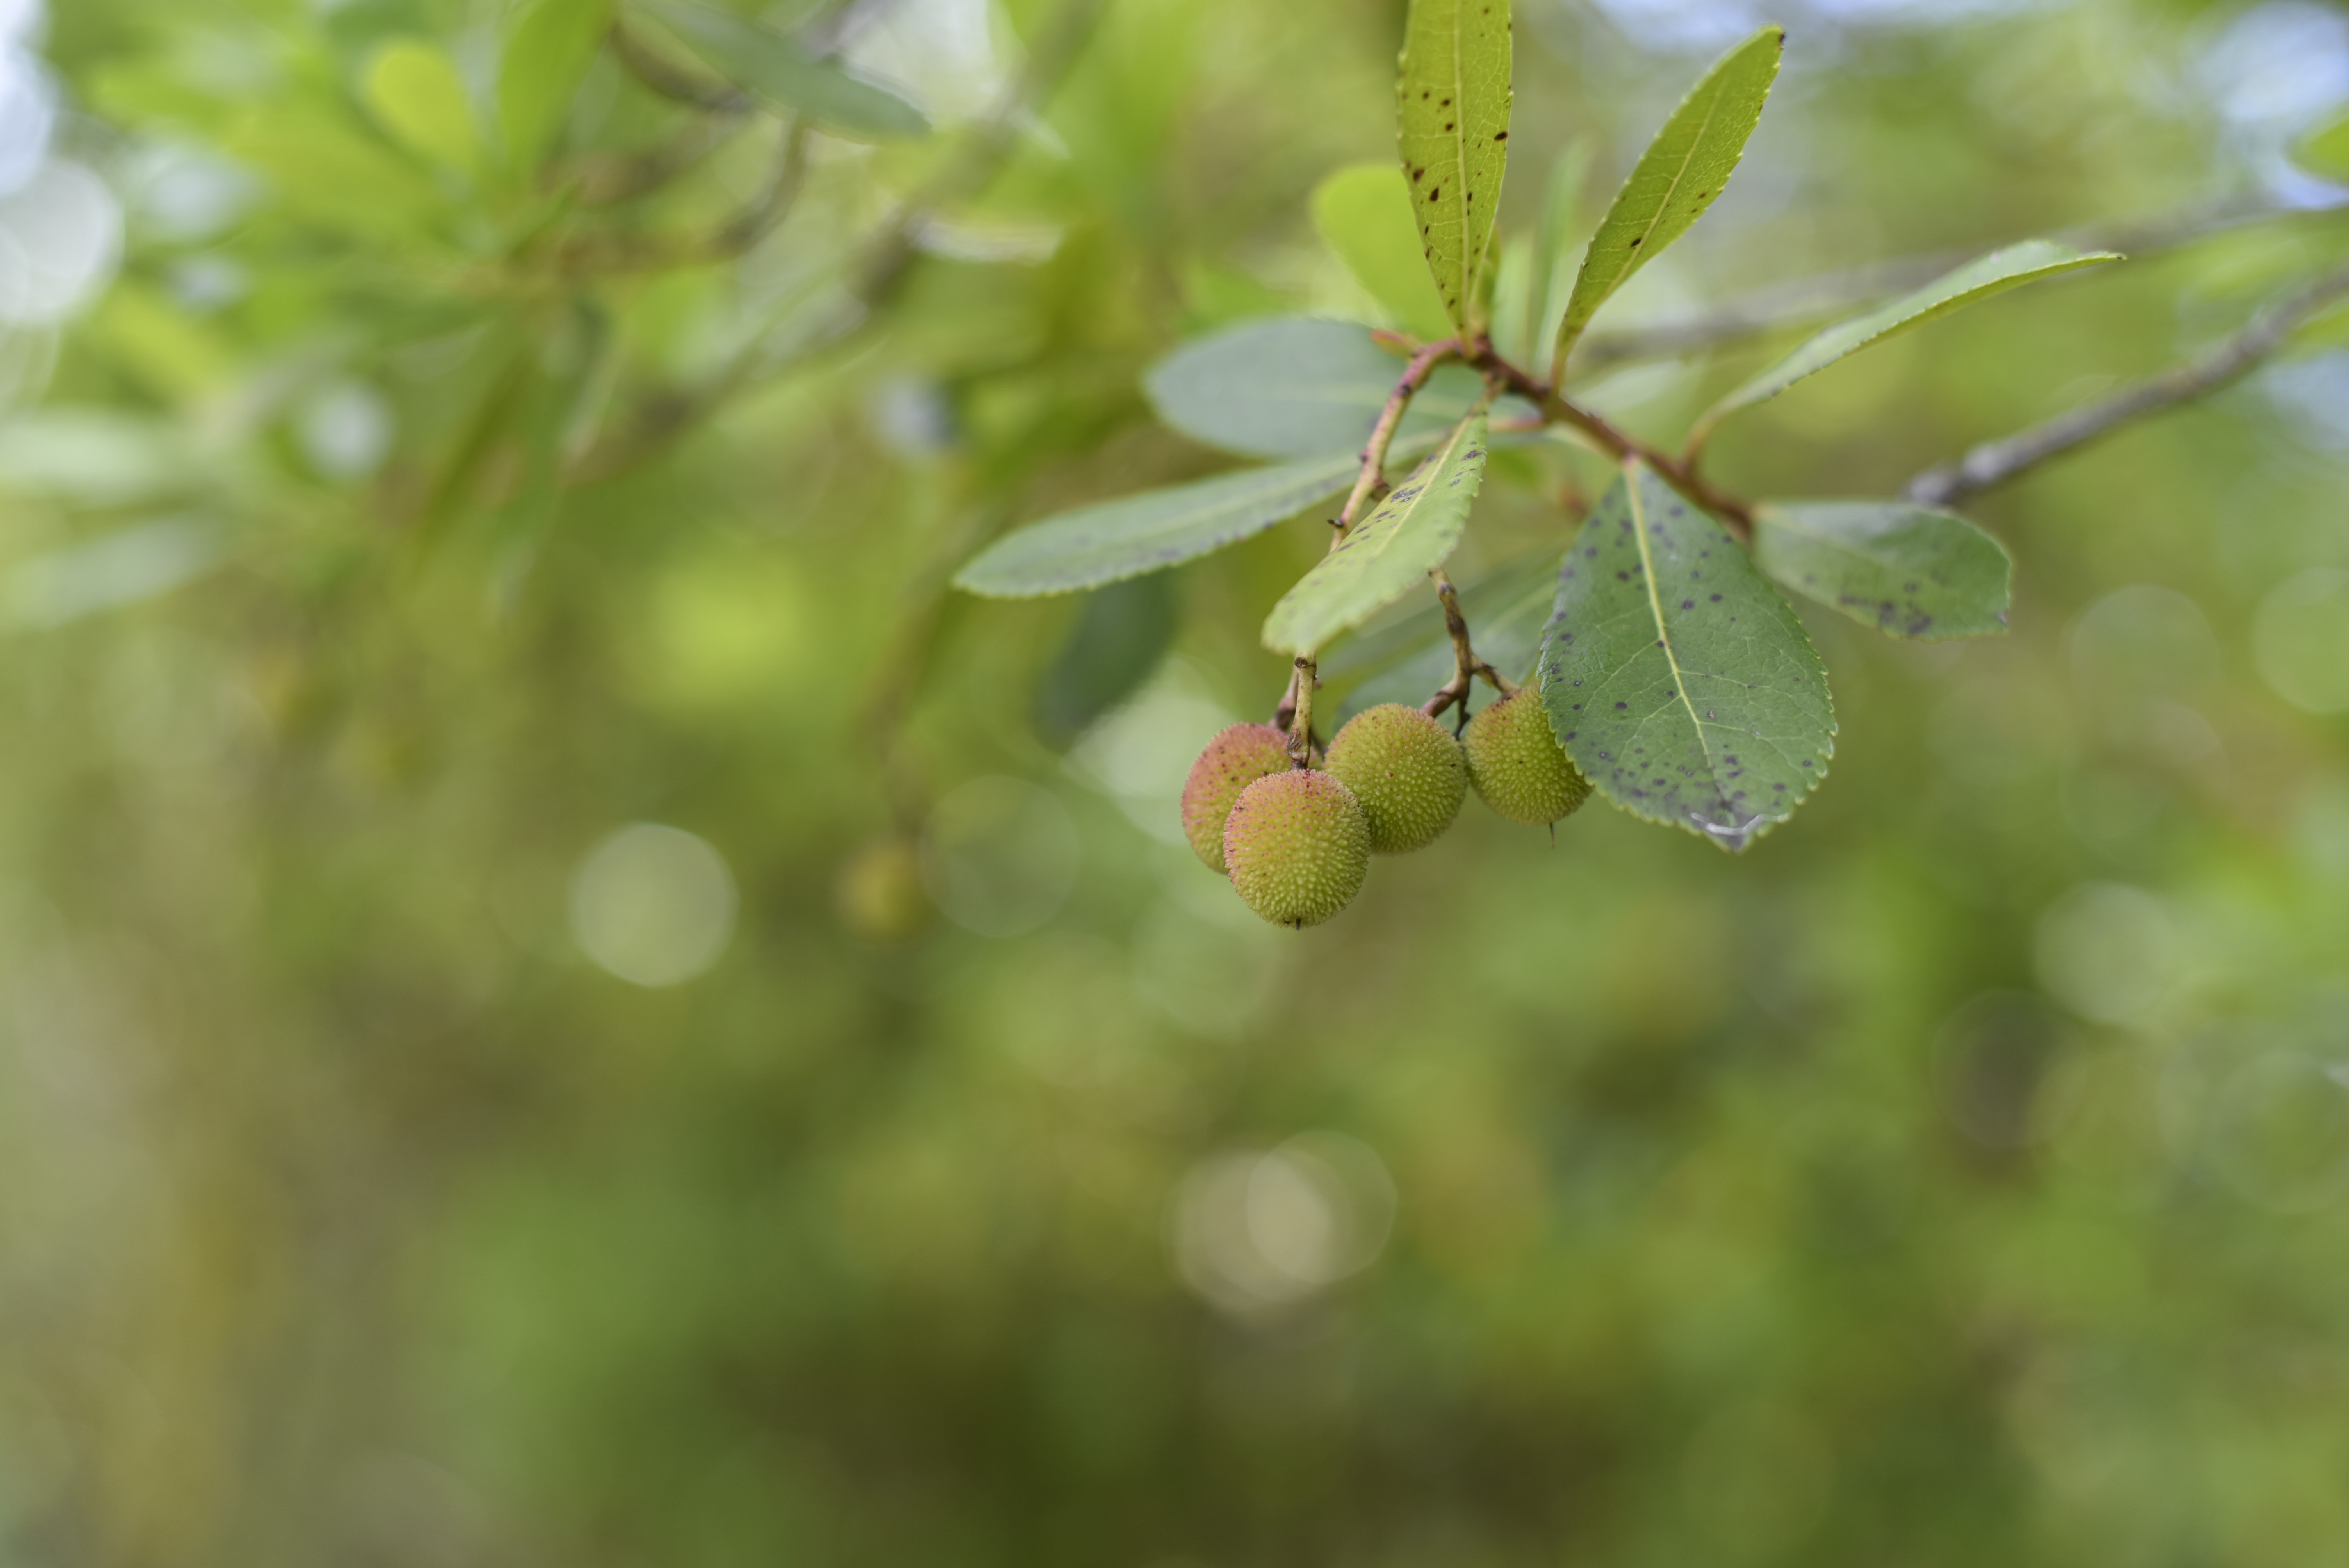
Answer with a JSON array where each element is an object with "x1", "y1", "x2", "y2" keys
[
  {"x1": 1905, "y1": 260, "x2": 2349, "y2": 508},
  {"x1": 610, "y1": 24, "x2": 750, "y2": 113},
  {"x1": 575, "y1": 1, "x2": 899, "y2": 209},
  {"x1": 843, "y1": 0, "x2": 1109, "y2": 308},
  {"x1": 1570, "y1": 192, "x2": 2349, "y2": 374},
  {"x1": 554, "y1": 120, "x2": 815, "y2": 273},
  {"x1": 569, "y1": 115, "x2": 748, "y2": 206},
  {"x1": 580, "y1": 0, "x2": 1109, "y2": 479}
]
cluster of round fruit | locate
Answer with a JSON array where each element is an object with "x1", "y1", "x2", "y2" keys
[{"x1": 1180, "y1": 689, "x2": 1593, "y2": 928}]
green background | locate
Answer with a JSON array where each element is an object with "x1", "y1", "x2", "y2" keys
[{"x1": 8, "y1": 0, "x2": 2349, "y2": 1563}]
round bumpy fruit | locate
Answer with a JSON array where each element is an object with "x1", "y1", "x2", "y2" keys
[
  {"x1": 1463, "y1": 689, "x2": 1592, "y2": 826},
  {"x1": 1180, "y1": 723, "x2": 1294, "y2": 873},
  {"x1": 1324, "y1": 703, "x2": 1468, "y2": 855},
  {"x1": 1222, "y1": 770, "x2": 1371, "y2": 928}
]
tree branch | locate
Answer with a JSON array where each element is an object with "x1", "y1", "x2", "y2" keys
[
  {"x1": 610, "y1": 24, "x2": 751, "y2": 113},
  {"x1": 1905, "y1": 260, "x2": 2349, "y2": 507},
  {"x1": 580, "y1": 0, "x2": 1108, "y2": 481},
  {"x1": 1337, "y1": 339, "x2": 1459, "y2": 539},
  {"x1": 1472, "y1": 346, "x2": 1756, "y2": 537}
]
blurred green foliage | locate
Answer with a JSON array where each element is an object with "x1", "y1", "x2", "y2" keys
[{"x1": 7, "y1": 0, "x2": 2349, "y2": 1565}]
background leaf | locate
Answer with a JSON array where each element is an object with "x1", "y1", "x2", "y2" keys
[
  {"x1": 1552, "y1": 26, "x2": 1780, "y2": 370},
  {"x1": 955, "y1": 446, "x2": 1429, "y2": 598},
  {"x1": 1689, "y1": 240, "x2": 2120, "y2": 449},
  {"x1": 1489, "y1": 233, "x2": 1537, "y2": 363},
  {"x1": 2293, "y1": 107, "x2": 2349, "y2": 184},
  {"x1": 1145, "y1": 317, "x2": 1496, "y2": 460},
  {"x1": 498, "y1": 0, "x2": 613, "y2": 167},
  {"x1": 221, "y1": 102, "x2": 449, "y2": 239},
  {"x1": 1752, "y1": 500, "x2": 2012, "y2": 640},
  {"x1": 1395, "y1": 0, "x2": 1513, "y2": 339},
  {"x1": 1030, "y1": 575, "x2": 1180, "y2": 748},
  {"x1": 1262, "y1": 412, "x2": 1489, "y2": 655},
  {"x1": 363, "y1": 41, "x2": 481, "y2": 173},
  {"x1": 1540, "y1": 461, "x2": 1834, "y2": 850},
  {"x1": 633, "y1": 0, "x2": 930, "y2": 139},
  {"x1": 1530, "y1": 137, "x2": 1593, "y2": 367},
  {"x1": 1310, "y1": 164, "x2": 1456, "y2": 340}
]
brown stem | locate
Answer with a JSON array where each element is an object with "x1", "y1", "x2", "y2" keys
[
  {"x1": 1419, "y1": 569, "x2": 1514, "y2": 729},
  {"x1": 1335, "y1": 339, "x2": 1461, "y2": 540},
  {"x1": 1905, "y1": 260, "x2": 2349, "y2": 507},
  {"x1": 1473, "y1": 346, "x2": 1756, "y2": 538},
  {"x1": 1286, "y1": 656, "x2": 1317, "y2": 766}
]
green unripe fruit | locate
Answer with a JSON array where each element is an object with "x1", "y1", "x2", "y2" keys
[
  {"x1": 1180, "y1": 723, "x2": 1293, "y2": 873},
  {"x1": 1463, "y1": 688, "x2": 1591, "y2": 827},
  {"x1": 1324, "y1": 703, "x2": 1467, "y2": 855},
  {"x1": 1222, "y1": 769, "x2": 1370, "y2": 929}
]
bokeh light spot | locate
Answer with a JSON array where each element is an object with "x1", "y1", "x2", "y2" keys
[
  {"x1": 569, "y1": 824, "x2": 738, "y2": 987},
  {"x1": 2253, "y1": 568, "x2": 2349, "y2": 713},
  {"x1": 1171, "y1": 1134, "x2": 1395, "y2": 1317},
  {"x1": 0, "y1": 160, "x2": 121, "y2": 325},
  {"x1": 2207, "y1": 1050, "x2": 2349, "y2": 1212},
  {"x1": 920, "y1": 776, "x2": 1079, "y2": 938},
  {"x1": 2035, "y1": 883, "x2": 2181, "y2": 1025}
]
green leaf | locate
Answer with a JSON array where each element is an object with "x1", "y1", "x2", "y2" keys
[
  {"x1": 221, "y1": 103, "x2": 449, "y2": 240},
  {"x1": 1688, "y1": 240, "x2": 2121, "y2": 451},
  {"x1": 1144, "y1": 316, "x2": 1492, "y2": 460},
  {"x1": 954, "y1": 445, "x2": 1431, "y2": 599},
  {"x1": 1539, "y1": 461, "x2": 1834, "y2": 851},
  {"x1": 1311, "y1": 164, "x2": 1455, "y2": 340},
  {"x1": 1530, "y1": 137, "x2": 1593, "y2": 367},
  {"x1": 1395, "y1": 0, "x2": 1514, "y2": 339},
  {"x1": 1489, "y1": 232, "x2": 1537, "y2": 364},
  {"x1": 1552, "y1": 26, "x2": 1781, "y2": 372},
  {"x1": 1324, "y1": 550, "x2": 1558, "y2": 718},
  {"x1": 1751, "y1": 501, "x2": 2012, "y2": 640},
  {"x1": 633, "y1": 0, "x2": 929, "y2": 140},
  {"x1": 1030, "y1": 575, "x2": 1180, "y2": 749},
  {"x1": 499, "y1": 0, "x2": 614, "y2": 167},
  {"x1": 2294, "y1": 108, "x2": 2349, "y2": 184},
  {"x1": 364, "y1": 40, "x2": 481, "y2": 173},
  {"x1": 1262, "y1": 412, "x2": 1490, "y2": 656}
]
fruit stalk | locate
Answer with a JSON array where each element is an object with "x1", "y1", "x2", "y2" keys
[
  {"x1": 1420, "y1": 569, "x2": 1515, "y2": 729},
  {"x1": 1285, "y1": 654, "x2": 1317, "y2": 767}
]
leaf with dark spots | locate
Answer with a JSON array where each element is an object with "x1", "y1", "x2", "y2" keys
[
  {"x1": 1395, "y1": 0, "x2": 1513, "y2": 339},
  {"x1": 1538, "y1": 461, "x2": 1835, "y2": 851},
  {"x1": 1751, "y1": 500, "x2": 2012, "y2": 640}
]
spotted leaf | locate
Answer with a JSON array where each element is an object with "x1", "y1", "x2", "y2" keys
[{"x1": 1540, "y1": 461, "x2": 1834, "y2": 851}]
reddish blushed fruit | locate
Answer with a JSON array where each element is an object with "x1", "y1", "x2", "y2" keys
[
  {"x1": 1222, "y1": 769, "x2": 1371, "y2": 928},
  {"x1": 1180, "y1": 723, "x2": 1293, "y2": 873},
  {"x1": 1463, "y1": 688, "x2": 1591, "y2": 827},
  {"x1": 1325, "y1": 703, "x2": 1467, "y2": 854}
]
